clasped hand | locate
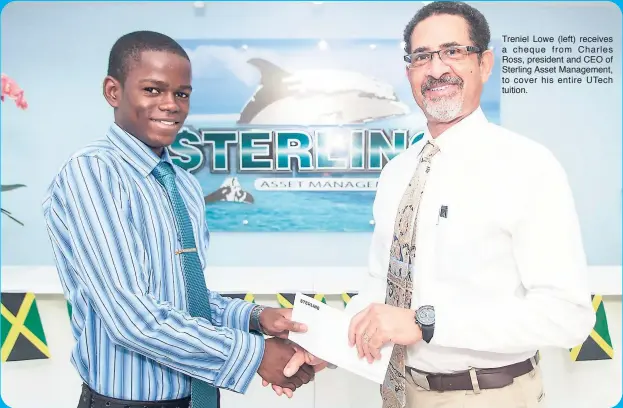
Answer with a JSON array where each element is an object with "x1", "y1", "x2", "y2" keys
[
  {"x1": 255, "y1": 307, "x2": 322, "y2": 397},
  {"x1": 262, "y1": 303, "x2": 422, "y2": 397},
  {"x1": 261, "y1": 346, "x2": 328, "y2": 398}
]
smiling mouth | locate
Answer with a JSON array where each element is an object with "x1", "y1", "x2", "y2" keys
[
  {"x1": 426, "y1": 83, "x2": 458, "y2": 92},
  {"x1": 151, "y1": 119, "x2": 179, "y2": 126},
  {"x1": 430, "y1": 85, "x2": 453, "y2": 91},
  {"x1": 424, "y1": 84, "x2": 461, "y2": 99}
]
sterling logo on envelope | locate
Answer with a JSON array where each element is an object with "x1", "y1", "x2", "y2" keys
[{"x1": 288, "y1": 293, "x2": 393, "y2": 384}]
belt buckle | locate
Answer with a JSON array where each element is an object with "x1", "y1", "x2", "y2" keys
[{"x1": 409, "y1": 368, "x2": 431, "y2": 391}]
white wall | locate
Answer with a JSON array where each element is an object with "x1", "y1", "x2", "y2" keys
[
  {"x1": 1, "y1": 294, "x2": 621, "y2": 408},
  {"x1": 1, "y1": 1, "x2": 621, "y2": 268}
]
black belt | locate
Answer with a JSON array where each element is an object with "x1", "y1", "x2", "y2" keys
[
  {"x1": 408, "y1": 353, "x2": 539, "y2": 392},
  {"x1": 78, "y1": 383, "x2": 191, "y2": 408}
]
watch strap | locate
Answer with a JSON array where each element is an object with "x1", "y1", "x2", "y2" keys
[
  {"x1": 415, "y1": 306, "x2": 435, "y2": 343},
  {"x1": 420, "y1": 323, "x2": 434, "y2": 343},
  {"x1": 250, "y1": 305, "x2": 266, "y2": 334}
]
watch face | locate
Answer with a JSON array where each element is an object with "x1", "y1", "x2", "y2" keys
[{"x1": 417, "y1": 306, "x2": 435, "y2": 326}]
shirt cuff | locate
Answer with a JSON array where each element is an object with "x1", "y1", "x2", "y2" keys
[
  {"x1": 214, "y1": 330, "x2": 265, "y2": 393},
  {"x1": 223, "y1": 298, "x2": 256, "y2": 332}
]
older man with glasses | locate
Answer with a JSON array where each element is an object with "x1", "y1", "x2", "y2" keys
[{"x1": 277, "y1": 2, "x2": 595, "y2": 408}]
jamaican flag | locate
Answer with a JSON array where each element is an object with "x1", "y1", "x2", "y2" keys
[
  {"x1": 1, "y1": 292, "x2": 50, "y2": 362},
  {"x1": 226, "y1": 293, "x2": 256, "y2": 303},
  {"x1": 312, "y1": 293, "x2": 326, "y2": 305},
  {"x1": 341, "y1": 292, "x2": 358, "y2": 308},
  {"x1": 570, "y1": 294, "x2": 614, "y2": 361},
  {"x1": 277, "y1": 293, "x2": 326, "y2": 308}
]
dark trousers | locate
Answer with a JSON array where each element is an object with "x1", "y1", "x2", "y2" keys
[{"x1": 78, "y1": 383, "x2": 221, "y2": 408}]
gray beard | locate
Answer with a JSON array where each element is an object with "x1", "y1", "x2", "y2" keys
[{"x1": 422, "y1": 94, "x2": 464, "y2": 122}]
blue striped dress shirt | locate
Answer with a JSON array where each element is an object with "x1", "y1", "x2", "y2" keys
[{"x1": 42, "y1": 123, "x2": 265, "y2": 401}]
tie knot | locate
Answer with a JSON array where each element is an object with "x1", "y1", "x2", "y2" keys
[
  {"x1": 152, "y1": 161, "x2": 176, "y2": 184},
  {"x1": 421, "y1": 141, "x2": 440, "y2": 163}
]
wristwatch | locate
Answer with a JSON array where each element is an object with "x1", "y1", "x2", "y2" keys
[
  {"x1": 415, "y1": 305, "x2": 435, "y2": 343},
  {"x1": 249, "y1": 305, "x2": 266, "y2": 335}
]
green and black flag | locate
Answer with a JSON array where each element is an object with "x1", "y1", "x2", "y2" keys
[
  {"x1": 570, "y1": 294, "x2": 614, "y2": 361},
  {"x1": 341, "y1": 292, "x2": 358, "y2": 308},
  {"x1": 1, "y1": 292, "x2": 51, "y2": 362}
]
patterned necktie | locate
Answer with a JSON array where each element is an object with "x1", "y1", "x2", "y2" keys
[
  {"x1": 152, "y1": 161, "x2": 218, "y2": 408},
  {"x1": 380, "y1": 141, "x2": 440, "y2": 408}
]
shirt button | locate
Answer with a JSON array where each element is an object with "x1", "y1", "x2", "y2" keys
[{"x1": 228, "y1": 378, "x2": 235, "y2": 387}]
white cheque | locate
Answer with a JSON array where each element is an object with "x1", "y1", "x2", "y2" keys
[{"x1": 288, "y1": 293, "x2": 393, "y2": 384}]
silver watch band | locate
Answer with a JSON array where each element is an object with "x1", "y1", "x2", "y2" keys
[{"x1": 250, "y1": 305, "x2": 266, "y2": 334}]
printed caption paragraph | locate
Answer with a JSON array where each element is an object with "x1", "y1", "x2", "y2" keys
[{"x1": 501, "y1": 35, "x2": 614, "y2": 94}]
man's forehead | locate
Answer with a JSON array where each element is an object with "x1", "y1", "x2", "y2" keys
[
  {"x1": 410, "y1": 14, "x2": 470, "y2": 51},
  {"x1": 126, "y1": 52, "x2": 191, "y2": 80},
  {"x1": 133, "y1": 50, "x2": 188, "y2": 69}
]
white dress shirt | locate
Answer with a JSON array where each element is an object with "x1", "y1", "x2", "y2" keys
[{"x1": 346, "y1": 107, "x2": 596, "y2": 374}]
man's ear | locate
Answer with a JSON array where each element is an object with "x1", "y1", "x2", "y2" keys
[
  {"x1": 103, "y1": 75, "x2": 122, "y2": 108},
  {"x1": 478, "y1": 48, "x2": 494, "y2": 84}
]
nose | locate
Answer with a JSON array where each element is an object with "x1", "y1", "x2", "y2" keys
[
  {"x1": 426, "y1": 52, "x2": 452, "y2": 79},
  {"x1": 158, "y1": 93, "x2": 180, "y2": 113}
]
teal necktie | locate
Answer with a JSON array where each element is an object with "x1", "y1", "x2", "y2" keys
[{"x1": 152, "y1": 161, "x2": 218, "y2": 408}]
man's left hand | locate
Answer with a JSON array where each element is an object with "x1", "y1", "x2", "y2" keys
[
  {"x1": 348, "y1": 303, "x2": 422, "y2": 362},
  {"x1": 260, "y1": 307, "x2": 308, "y2": 338}
]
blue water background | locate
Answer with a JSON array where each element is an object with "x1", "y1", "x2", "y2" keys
[{"x1": 192, "y1": 103, "x2": 499, "y2": 232}]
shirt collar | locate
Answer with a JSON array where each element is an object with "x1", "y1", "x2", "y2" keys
[
  {"x1": 106, "y1": 123, "x2": 174, "y2": 177},
  {"x1": 422, "y1": 106, "x2": 488, "y2": 154}
]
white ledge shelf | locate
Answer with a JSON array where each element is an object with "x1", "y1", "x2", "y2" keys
[{"x1": 1, "y1": 265, "x2": 621, "y2": 296}]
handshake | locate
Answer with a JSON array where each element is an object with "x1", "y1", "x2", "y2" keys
[
  {"x1": 252, "y1": 297, "x2": 424, "y2": 398},
  {"x1": 251, "y1": 305, "x2": 329, "y2": 398},
  {"x1": 256, "y1": 336, "x2": 326, "y2": 398}
]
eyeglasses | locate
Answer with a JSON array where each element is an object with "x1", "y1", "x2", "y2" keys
[{"x1": 404, "y1": 45, "x2": 481, "y2": 68}]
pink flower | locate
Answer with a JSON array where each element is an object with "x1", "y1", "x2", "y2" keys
[{"x1": 1, "y1": 73, "x2": 28, "y2": 110}]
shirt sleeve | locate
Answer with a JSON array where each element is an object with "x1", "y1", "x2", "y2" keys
[
  {"x1": 208, "y1": 289, "x2": 256, "y2": 332},
  {"x1": 427, "y1": 153, "x2": 596, "y2": 353},
  {"x1": 45, "y1": 156, "x2": 264, "y2": 394}
]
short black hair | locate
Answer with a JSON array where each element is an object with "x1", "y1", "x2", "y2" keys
[
  {"x1": 107, "y1": 30, "x2": 189, "y2": 84},
  {"x1": 403, "y1": 1, "x2": 490, "y2": 55}
]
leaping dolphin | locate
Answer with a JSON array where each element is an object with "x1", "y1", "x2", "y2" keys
[{"x1": 238, "y1": 58, "x2": 410, "y2": 126}]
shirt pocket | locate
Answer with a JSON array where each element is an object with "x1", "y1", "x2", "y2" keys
[{"x1": 433, "y1": 201, "x2": 495, "y2": 282}]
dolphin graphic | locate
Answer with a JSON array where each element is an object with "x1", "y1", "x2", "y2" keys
[
  {"x1": 238, "y1": 58, "x2": 410, "y2": 125},
  {"x1": 204, "y1": 177, "x2": 254, "y2": 205}
]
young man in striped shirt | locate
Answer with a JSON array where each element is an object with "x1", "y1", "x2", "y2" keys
[{"x1": 42, "y1": 30, "x2": 317, "y2": 408}]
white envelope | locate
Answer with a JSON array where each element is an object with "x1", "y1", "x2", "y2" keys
[{"x1": 288, "y1": 292, "x2": 393, "y2": 384}]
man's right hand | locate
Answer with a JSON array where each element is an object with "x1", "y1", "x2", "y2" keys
[
  {"x1": 257, "y1": 337, "x2": 315, "y2": 393},
  {"x1": 262, "y1": 346, "x2": 329, "y2": 398}
]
